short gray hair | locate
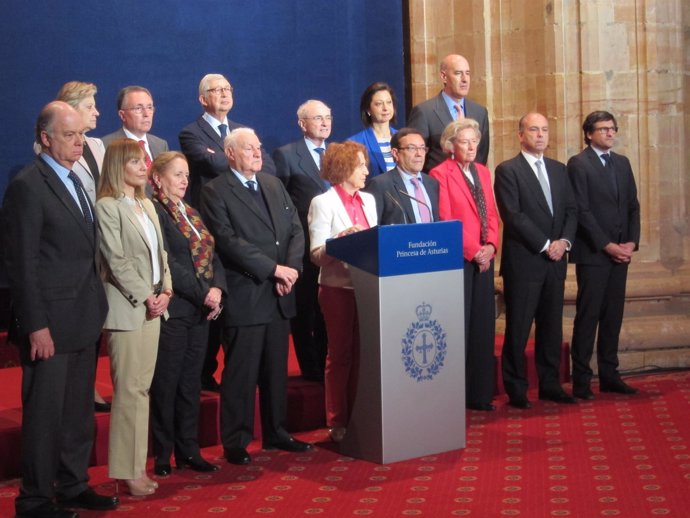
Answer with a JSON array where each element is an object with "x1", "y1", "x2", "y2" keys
[
  {"x1": 223, "y1": 127, "x2": 257, "y2": 151},
  {"x1": 198, "y1": 73, "x2": 230, "y2": 98},
  {"x1": 440, "y1": 118, "x2": 481, "y2": 155}
]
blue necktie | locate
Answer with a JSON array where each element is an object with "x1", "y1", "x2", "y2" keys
[
  {"x1": 219, "y1": 123, "x2": 228, "y2": 139},
  {"x1": 68, "y1": 171, "x2": 94, "y2": 232}
]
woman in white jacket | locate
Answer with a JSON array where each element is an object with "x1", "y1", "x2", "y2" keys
[{"x1": 308, "y1": 141, "x2": 377, "y2": 443}]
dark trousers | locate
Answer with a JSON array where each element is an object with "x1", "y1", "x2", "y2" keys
[
  {"x1": 220, "y1": 316, "x2": 291, "y2": 449},
  {"x1": 464, "y1": 260, "x2": 496, "y2": 406},
  {"x1": 290, "y1": 258, "x2": 327, "y2": 380},
  {"x1": 150, "y1": 313, "x2": 209, "y2": 462},
  {"x1": 16, "y1": 345, "x2": 95, "y2": 514},
  {"x1": 200, "y1": 318, "x2": 222, "y2": 385},
  {"x1": 501, "y1": 263, "x2": 565, "y2": 398},
  {"x1": 571, "y1": 262, "x2": 629, "y2": 388}
]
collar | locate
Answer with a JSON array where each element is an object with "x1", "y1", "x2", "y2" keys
[
  {"x1": 123, "y1": 127, "x2": 147, "y2": 143},
  {"x1": 231, "y1": 168, "x2": 256, "y2": 188}
]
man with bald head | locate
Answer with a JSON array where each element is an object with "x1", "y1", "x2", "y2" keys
[
  {"x1": 2, "y1": 102, "x2": 116, "y2": 516},
  {"x1": 408, "y1": 54, "x2": 490, "y2": 171},
  {"x1": 201, "y1": 127, "x2": 311, "y2": 466},
  {"x1": 494, "y1": 112, "x2": 577, "y2": 409},
  {"x1": 272, "y1": 99, "x2": 333, "y2": 382}
]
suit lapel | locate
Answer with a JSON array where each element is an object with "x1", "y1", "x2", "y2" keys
[
  {"x1": 38, "y1": 158, "x2": 95, "y2": 244},
  {"x1": 122, "y1": 199, "x2": 153, "y2": 252},
  {"x1": 198, "y1": 117, "x2": 225, "y2": 153},
  {"x1": 517, "y1": 154, "x2": 552, "y2": 216},
  {"x1": 296, "y1": 140, "x2": 324, "y2": 191},
  {"x1": 226, "y1": 173, "x2": 274, "y2": 231},
  {"x1": 390, "y1": 169, "x2": 417, "y2": 223},
  {"x1": 433, "y1": 93, "x2": 453, "y2": 128},
  {"x1": 448, "y1": 162, "x2": 480, "y2": 219},
  {"x1": 585, "y1": 147, "x2": 618, "y2": 201}
]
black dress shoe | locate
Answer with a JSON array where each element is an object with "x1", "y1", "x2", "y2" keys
[
  {"x1": 467, "y1": 402, "x2": 496, "y2": 411},
  {"x1": 224, "y1": 447, "x2": 251, "y2": 465},
  {"x1": 573, "y1": 387, "x2": 595, "y2": 400},
  {"x1": 600, "y1": 379, "x2": 639, "y2": 394},
  {"x1": 508, "y1": 397, "x2": 532, "y2": 409},
  {"x1": 58, "y1": 487, "x2": 119, "y2": 511},
  {"x1": 263, "y1": 437, "x2": 313, "y2": 452},
  {"x1": 94, "y1": 401, "x2": 111, "y2": 412},
  {"x1": 154, "y1": 463, "x2": 172, "y2": 476},
  {"x1": 539, "y1": 390, "x2": 577, "y2": 404},
  {"x1": 177, "y1": 456, "x2": 220, "y2": 472},
  {"x1": 16, "y1": 502, "x2": 79, "y2": 518}
]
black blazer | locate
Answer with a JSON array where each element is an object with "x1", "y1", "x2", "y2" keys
[
  {"x1": 153, "y1": 200, "x2": 227, "y2": 318},
  {"x1": 567, "y1": 146, "x2": 640, "y2": 265},
  {"x1": 200, "y1": 171, "x2": 304, "y2": 326},
  {"x1": 179, "y1": 116, "x2": 277, "y2": 207},
  {"x1": 363, "y1": 167, "x2": 440, "y2": 225},
  {"x1": 494, "y1": 153, "x2": 577, "y2": 282},
  {"x1": 407, "y1": 92, "x2": 490, "y2": 170},
  {"x1": 1, "y1": 157, "x2": 108, "y2": 353}
]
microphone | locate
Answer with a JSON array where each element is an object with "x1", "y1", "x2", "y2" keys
[
  {"x1": 396, "y1": 188, "x2": 433, "y2": 221},
  {"x1": 385, "y1": 191, "x2": 408, "y2": 224}
]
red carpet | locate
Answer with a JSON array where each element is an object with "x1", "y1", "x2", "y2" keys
[{"x1": 1, "y1": 370, "x2": 688, "y2": 517}]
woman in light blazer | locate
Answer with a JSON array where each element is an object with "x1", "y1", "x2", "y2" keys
[
  {"x1": 308, "y1": 141, "x2": 377, "y2": 443},
  {"x1": 96, "y1": 139, "x2": 172, "y2": 496}
]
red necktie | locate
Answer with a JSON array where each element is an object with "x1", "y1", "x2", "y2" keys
[{"x1": 138, "y1": 140, "x2": 152, "y2": 169}]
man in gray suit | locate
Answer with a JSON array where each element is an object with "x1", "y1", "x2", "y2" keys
[
  {"x1": 102, "y1": 85, "x2": 169, "y2": 164},
  {"x1": 3, "y1": 101, "x2": 116, "y2": 517},
  {"x1": 408, "y1": 54, "x2": 490, "y2": 171},
  {"x1": 364, "y1": 127, "x2": 440, "y2": 225}
]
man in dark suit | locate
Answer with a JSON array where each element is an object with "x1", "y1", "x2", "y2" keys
[
  {"x1": 2, "y1": 101, "x2": 117, "y2": 517},
  {"x1": 179, "y1": 73, "x2": 276, "y2": 208},
  {"x1": 364, "y1": 127, "x2": 440, "y2": 224},
  {"x1": 200, "y1": 127, "x2": 312, "y2": 466},
  {"x1": 568, "y1": 111, "x2": 641, "y2": 399},
  {"x1": 408, "y1": 54, "x2": 490, "y2": 171},
  {"x1": 102, "y1": 85, "x2": 169, "y2": 163},
  {"x1": 272, "y1": 99, "x2": 332, "y2": 382},
  {"x1": 180, "y1": 73, "x2": 277, "y2": 391},
  {"x1": 494, "y1": 112, "x2": 578, "y2": 409}
]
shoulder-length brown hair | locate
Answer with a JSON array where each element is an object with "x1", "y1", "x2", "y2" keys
[
  {"x1": 321, "y1": 141, "x2": 368, "y2": 185},
  {"x1": 97, "y1": 138, "x2": 146, "y2": 200}
]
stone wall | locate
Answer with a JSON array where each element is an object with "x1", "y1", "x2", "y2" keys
[{"x1": 407, "y1": 0, "x2": 690, "y2": 371}]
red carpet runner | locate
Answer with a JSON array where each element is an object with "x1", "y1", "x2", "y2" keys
[{"x1": 1, "y1": 370, "x2": 689, "y2": 517}]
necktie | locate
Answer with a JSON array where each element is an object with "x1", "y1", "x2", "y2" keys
[
  {"x1": 218, "y1": 123, "x2": 228, "y2": 139},
  {"x1": 601, "y1": 153, "x2": 618, "y2": 196},
  {"x1": 410, "y1": 177, "x2": 431, "y2": 223},
  {"x1": 535, "y1": 160, "x2": 553, "y2": 215},
  {"x1": 460, "y1": 164, "x2": 488, "y2": 244},
  {"x1": 68, "y1": 171, "x2": 94, "y2": 232},
  {"x1": 138, "y1": 140, "x2": 152, "y2": 169},
  {"x1": 314, "y1": 147, "x2": 330, "y2": 188},
  {"x1": 246, "y1": 180, "x2": 256, "y2": 191},
  {"x1": 454, "y1": 103, "x2": 464, "y2": 121}
]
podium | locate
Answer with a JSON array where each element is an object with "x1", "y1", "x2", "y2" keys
[{"x1": 326, "y1": 221, "x2": 465, "y2": 464}]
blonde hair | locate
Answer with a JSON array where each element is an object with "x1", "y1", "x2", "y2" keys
[
  {"x1": 440, "y1": 118, "x2": 481, "y2": 155},
  {"x1": 98, "y1": 139, "x2": 147, "y2": 200},
  {"x1": 56, "y1": 81, "x2": 98, "y2": 108}
]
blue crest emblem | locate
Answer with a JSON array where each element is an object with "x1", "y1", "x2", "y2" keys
[{"x1": 401, "y1": 302, "x2": 447, "y2": 382}]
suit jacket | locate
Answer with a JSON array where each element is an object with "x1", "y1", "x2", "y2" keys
[
  {"x1": 179, "y1": 115, "x2": 277, "y2": 207},
  {"x1": 347, "y1": 126, "x2": 397, "y2": 178},
  {"x1": 494, "y1": 153, "x2": 577, "y2": 281},
  {"x1": 364, "y1": 167, "x2": 440, "y2": 225},
  {"x1": 567, "y1": 146, "x2": 640, "y2": 265},
  {"x1": 308, "y1": 188, "x2": 378, "y2": 289},
  {"x1": 429, "y1": 159, "x2": 499, "y2": 262},
  {"x1": 273, "y1": 138, "x2": 329, "y2": 252},
  {"x1": 408, "y1": 92, "x2": 490, "y2": 170},
  {"x1": 1, "y1": 156, "x2": 108, "y2": 353},
  {"x1": 152, "y1": 200, "x2": 227, "y2": 318},
  {"x1": 200, "y1": 172, "x2": 304, "y2": 326},
  {"x1": 96, "y1": 196, "x2": 172, "y2": 330},
  {"x1": 102, "y1": 127, "x2": 169, "y2": 159}
]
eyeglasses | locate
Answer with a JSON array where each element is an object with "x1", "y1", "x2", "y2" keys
[
  {"x1": 398, "y1": 145, "x2": 428, "y2": 153},
  {"x1": 302, "y1": 115, "x2": 333, "y2": 122},
  {"x1": 206, "y1": 86, "x2": 233, "y2": 95},
  {"x1": 593, "y1": 126, "x2": 618, "y2": 134},
  {"x1": 123, "y1": 104, "x2": 155, "y2": 114}
]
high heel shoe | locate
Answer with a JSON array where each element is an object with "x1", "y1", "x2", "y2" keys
[
  {"x1": 141, "y1": 473, "x2": 159, "y2": 489},
  {"x1": 115, "y1": 477, "x2": 155, "y2": 496}
]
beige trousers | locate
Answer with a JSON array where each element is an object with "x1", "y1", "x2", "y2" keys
[{"x1": 107, "y1": 318, "x2": 160, "y2": 480}]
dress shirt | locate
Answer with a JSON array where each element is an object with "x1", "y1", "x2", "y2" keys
[
  {"x1": 441, "y1": 91, "x2": 465, "y2": 120},
  {"x1": 333, "y1": 185, "x2": 370, "y2": 229},
  {"x1": 202, "y1": 112, "x2": 230, "y2": 138},
  {"x1": 231, "y1": 169, "x2": 257, "y2": 188},
  {"x1": 398, "y1": 168, "x2": 433, "y2": 223},
  {"x1": 304, "y1": 138, "x2": 326, "y2": 169},
  {"x1": 40, "y1": 153, "x2": 92, "y2": 219},
  {"x1": 177, "y1": 200, "x2": 200, "y2": 238},
  {"x1": 123, "y1": 127, "x2": 152, "y2": 160},
  {"x1": 124, "y1": 195, "x2": 161, "y2": 284},
  {"x1": 591, "y1": 145, "x2": 610, "y2": 166},
  {"x1": 520, "y1": 151, "x2": 553, "y2": 252}
]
